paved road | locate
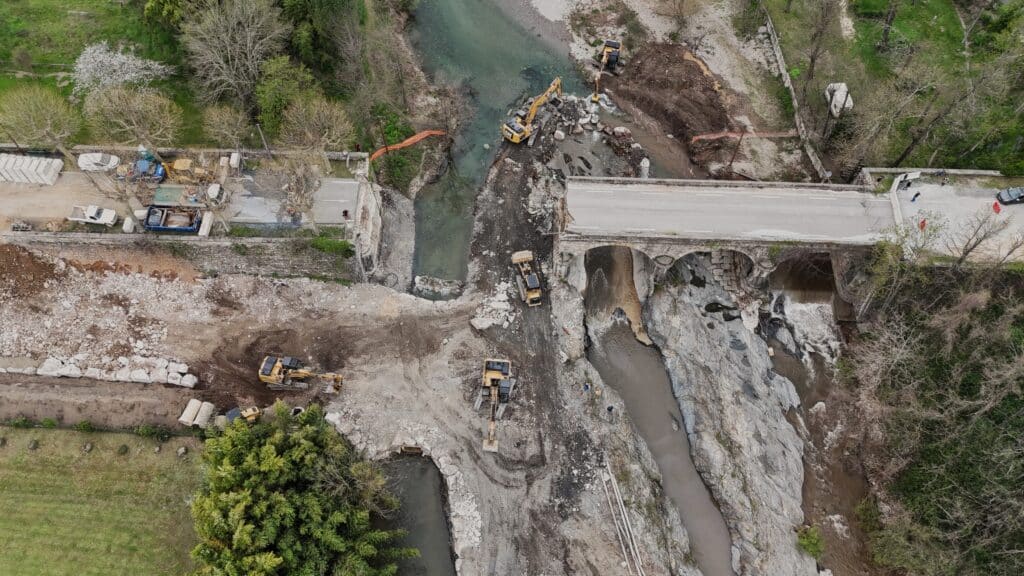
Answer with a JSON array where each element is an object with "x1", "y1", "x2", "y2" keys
[{"x1": 565, "y1": 179, "x2": 896, "y2": 244}]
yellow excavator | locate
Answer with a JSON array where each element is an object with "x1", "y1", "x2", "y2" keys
[
  {"x1": 474, "y1": 359, "x2": 516, "y2": 452},
  {"x1": 591, "y1": 40, "x2": 621, "y2": 102},
  {"x1": 501, "y1": 77, "x2": 563, "y2": 144},
  {"x1": 258, "y1": 355, "x2": 343, "y2": 392}
]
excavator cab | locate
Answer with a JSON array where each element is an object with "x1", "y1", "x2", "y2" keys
[
  {"x1": 601, "y1": 40, "x2": 621, "y2": 68},
  {"x1": 502, "y1": 119, "x2": 528, "y2": 144}
]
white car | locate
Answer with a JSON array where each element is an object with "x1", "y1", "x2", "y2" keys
[
  {"x1": 68, "y1": 205, "x2": 118, "y2": 227},
  {"x1": 77, "y1": 153, "x2": 120, "y2": 172}
]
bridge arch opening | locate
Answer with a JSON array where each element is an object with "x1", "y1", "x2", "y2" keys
[
  {"x1": 583, "y1": 245, "x2": 656, "y2": 339},
  {"x1": 662, "y1": 249, "x2": 759, "y2": 297}
]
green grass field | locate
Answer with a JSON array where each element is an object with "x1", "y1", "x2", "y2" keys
[
  {"x1": 0, "y1": 0, "x2": 206, "y2": 145},
  {"x1": 0, "y1": 428, "x2": 202, "y2": 576}
]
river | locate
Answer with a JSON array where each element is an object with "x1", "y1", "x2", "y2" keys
[
  {"x1": 408, "y1": 0, "x2": 584, "y2": 280},
  {"x1": 585, "y1": 247, "x2": 735, "y2": 576},
  {"x1": 382, "y1": 456, "x2": 457, "y2": 576}
]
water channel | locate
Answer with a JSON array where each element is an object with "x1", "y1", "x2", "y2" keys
[
  {"x1": 381, "y1": 456, "x2": 457, "y2": 576},
  {"x1": 585, "y1": 247, "x2": 735, "y2": 576},
  {"x1": 408, "y1": 0, "x2": 584, "y2": 280}
]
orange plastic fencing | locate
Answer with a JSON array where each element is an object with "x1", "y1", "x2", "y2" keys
[{"x1": 370, "y1": 130, "x2": 447, "y2": 162}]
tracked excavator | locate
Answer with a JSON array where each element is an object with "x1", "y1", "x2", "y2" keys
[
  {"x1": 258, "y1": 355, "x2": 343, "y2": 393},
  {"x1": 591, "y1": 39, "x2": 621, "y2": 102},
  {"x1": 474, "y1": 359, "x2": 516, "y2": 452},
  {"x1": 501, "y1": 77, "x2": 563, "y2": 144}
]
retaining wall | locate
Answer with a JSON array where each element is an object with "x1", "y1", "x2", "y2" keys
[{"x1": 1, "y1": 232, "x2": 360, "y2": 281}]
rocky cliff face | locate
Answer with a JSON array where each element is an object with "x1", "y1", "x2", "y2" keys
[{"x1": 645, "y1": 255, "x2": 817, "y2": 576}]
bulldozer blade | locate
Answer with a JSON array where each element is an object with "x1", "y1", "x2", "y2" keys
[{"x1": 482, "y1": 438, "x2": 499, "y2": 453}]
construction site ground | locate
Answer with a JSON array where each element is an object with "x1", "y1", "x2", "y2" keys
[{"x1": 0, "y1": 171, "x2": 127, "y2": 232}]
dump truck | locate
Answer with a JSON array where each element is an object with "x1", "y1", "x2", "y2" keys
[
  {"x1": 474, "y1": 359, "x2": 516, "y2": 452},
  {"x1": 258, "y1": 355, "x2": 343, "y2": 392},
  {"x1": 68, "y1": 205, "x2": 118, "y2": 227},
  {"x1": 511, "y1": 250, "x2": 543, "y2": 307},
  {"x1": 143, "y1": 205, "x2": 202, "y2": 233}
]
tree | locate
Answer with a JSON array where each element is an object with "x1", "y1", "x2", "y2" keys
[
  {"x1": 190, "y1": 403, "x2": 414, "y2": 575},
  {"x1": 279, "y1": 0, "x2": 353, "y2": 77},
  {"x1": 0, "y1": 85, "x2": 81, "y2": 160},
  {"x1": 84, "y1": 86, "x2": 182, "y2": 159},
  {"x1": 255, "y1": 56, "x2": 319, "y2": 137},
  {"x1": 144, "y1": 0, "x2": 196, "y2": 28},
  {"x1": 181, "y1": 0, "x2": 291, "y2": 108},
  {"x1": 278, "y1": 95, "x2": 353, "y2": 153},
  {"x1": 72, "y1": 42, "x2": 173, "y2": 98},
  {"x1": 282, "y1": 155, "x2": 322, "y2": 229},
  {"x1": 878, "y1": 0, "x2": 901, "y2": 52},
  {"x1": 203, "y1": 104, "x2": 252, "y2": 149}
]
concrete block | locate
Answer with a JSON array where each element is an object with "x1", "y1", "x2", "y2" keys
[
  {"x1": 130, "y1": 369, "x2": 151, "y2": 384},
  {"x1": 37, "y1": 357, "x2": 64, "y2": 377},
  {"x1": 180, "y1": 374, "x2": 198, "y2": 388}
]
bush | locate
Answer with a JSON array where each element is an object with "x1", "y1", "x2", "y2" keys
[
  {"x1": 117, "y1": 444, "x2": 130, "y2": 455},
  {"x1": 135, "y1": 424, "x2": 172, "y2": 442},
  {"x1": 797, "y1": 525, "x2": 824, "y2": 560},
  {"x1": 40, "y1": 418, "x2": 58, "y2": 429},
  {"x1": 73, "y1": 421, "x2": 96, "y2": 433},
  {"x1": 9, "y1": 417, "x2": 35, "y2": 429}
]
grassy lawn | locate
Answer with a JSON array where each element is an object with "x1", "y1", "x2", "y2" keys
[
  {"x1": 763, "y1": 0, "x2": 965, "y2": 83},
  {"x1": 0, "y1": 0, "x2": 206, "y2": 145},
  {"x1": 0, "y1": 427, "x2": 202, "y2": 576}
]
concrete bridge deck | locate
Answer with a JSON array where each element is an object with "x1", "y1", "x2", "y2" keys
[{"x1": 564, "y1": 177, "x2": 896, "y2": 245}]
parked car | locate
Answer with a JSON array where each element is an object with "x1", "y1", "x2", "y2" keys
[
  {"x1": 996, "y1": 187, "x2": 1024, "y2": 205},
  {"x1": 68, "y1": 205, "x2": 118, "y2": 227},
  {"x1": 77, "y1": 153, "x2": 120, "y2": 172}
]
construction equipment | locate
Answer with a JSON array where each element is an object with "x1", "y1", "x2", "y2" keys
[
  {"x1": 591, "y1": 40, "x2": 621, "y2": 102},
  {"x1": 258, "y1": 356, "x2": 343, "y2": 392},
  {"x1": 511, "y1": 250, "x2": 543, "y2": 307},
  {"x1": 501, "y1": 77, "x2": 562, "y2": 144},
  {"x1": 474, "y1": 359, "x2": 516, "y2": 452}
]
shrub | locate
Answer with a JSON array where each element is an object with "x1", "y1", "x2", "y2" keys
[
  {"x1": 10, "y1": 417, "x2": 35, "y2": 429},
  {"x1": 797, "y1": 525, "x2": 824, "y2": 560},
  {"x1": 73, "y1": 421, "x2": 96, "y2": 433},
  {"x1": 117, "y1": 444, "x2": 130, "y2": 455},
  {"x1": 40, "y1": 418, "x2": 58, "y2": 429},
  {"x1": 135, "y1": 424, "x2": 172, "y2": 442}
]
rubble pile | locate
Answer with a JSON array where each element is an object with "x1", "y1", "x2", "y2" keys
[{"x1": 469, "y1": 281, "x2": 516, "y2": 331}]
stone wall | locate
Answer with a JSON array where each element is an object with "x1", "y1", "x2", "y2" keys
[{"x1": 2, "y1": 232, "x2": 360, "y2": 281}]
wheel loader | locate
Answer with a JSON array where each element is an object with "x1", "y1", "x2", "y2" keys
[
  {"x1": 474, "y1": 359, "x2": 516, "y2": 452},
  {"x1": 258, "y1": 355, "x2": 343, "y2": 392},
  {"x1": 511, "y1": 250, "x2": 543, "y2": 307}
]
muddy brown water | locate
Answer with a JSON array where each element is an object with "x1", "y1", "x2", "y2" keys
[
  {"x1": 585, "y1": 247, "x2": 735, "y2": 576},
  {"x1": 381, "y1": 456, "x2": 457, "y2": 576}
]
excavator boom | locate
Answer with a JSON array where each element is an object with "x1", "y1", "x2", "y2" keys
[{"x1": 501, "y1": 77, "x2": 562, "y2": 144}]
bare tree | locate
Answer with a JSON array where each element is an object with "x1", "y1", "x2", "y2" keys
[
  {"x1": 181, "y1": 0, "x2": 291, "y2": 108},
  {"x1": 805, "y1": 0, "x2": 842, "y2": 84},
  {"x1": 84, "y1": 86, "x2": 182, "y2": 161},
  {"x1": 0, "y1": 85, "x2": 81, "y2": 161},
  {"x1": 281, "y1": 155, "x2": 322, "y2": 231},
  {"x1": 944, "y1": 209, "x2": 1010, "y2": 269},
  {"x1": 277, "y1": 95, "x2": 353, "y2": 159},
  {"x1": 203, "y1": 104, "x2": 251, "y2": 149},
  {"x1": 877, "y1": 0, "x2": 901, "y2": 52}
]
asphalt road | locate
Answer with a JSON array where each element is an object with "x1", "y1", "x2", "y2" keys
[{"x1": 565, "y1": 179, "x2": 896, "y2": 244}]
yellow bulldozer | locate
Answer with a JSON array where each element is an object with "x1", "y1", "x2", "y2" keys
[
  {"x1": 474, "y1": 359, "x2": 517, "y2": 452},
  {"x1": 511, "y1": 250, "x2": 543, "y2": 307},
  {"x1": 258, "y1": 355, "x2": 343, "y2": 393},
  {"x1": 501, "y1": 77, "x2": 562, "y2": 145}
]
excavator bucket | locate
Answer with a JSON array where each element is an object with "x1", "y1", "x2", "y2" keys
[{"x1": 482, "y1": 437, "x2": 499, "y2": 452}]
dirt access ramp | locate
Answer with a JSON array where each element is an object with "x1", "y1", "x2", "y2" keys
[{"x1": 606, "y1": 43, "x2": 732, "y2": 145}]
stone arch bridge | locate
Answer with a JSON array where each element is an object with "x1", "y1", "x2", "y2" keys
[{"x1": 555, "y1": 177, "x2": 897, "y2": 298}]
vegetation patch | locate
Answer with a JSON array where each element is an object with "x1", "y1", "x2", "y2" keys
[
  {"x1": 190, "y1": 403, "x2": 415, "y2": 574},
  {"x1": 0, "y1": 427, "x2": 201, "y2": 575}
]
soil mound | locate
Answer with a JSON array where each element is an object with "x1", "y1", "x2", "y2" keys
[
  {"x1": 607, "y1": 44, "x2": 732, "y2": 141},
  {"x1": 0, "y1": 245, "x2": 61, "y2": 297}
]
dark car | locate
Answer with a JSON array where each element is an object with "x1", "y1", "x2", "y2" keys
[{"x1": 996, "y1": 187, "x2": 1024, "y2": 205}]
